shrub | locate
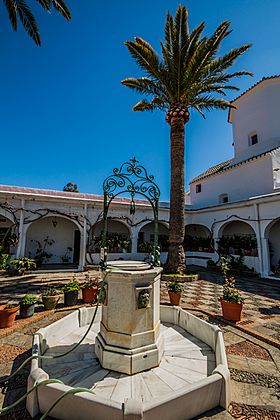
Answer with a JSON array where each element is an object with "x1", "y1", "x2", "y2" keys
[{"x1": 20, "y1": 295, "x2": 38, "y2": 305}]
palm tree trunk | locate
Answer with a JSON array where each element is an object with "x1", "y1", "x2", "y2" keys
[{"x1": 166, "y1": 115, "x2": 186, "y2": 273}]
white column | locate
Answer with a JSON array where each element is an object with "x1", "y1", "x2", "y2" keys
[
  {"x1": 254, "y1": 203, "x2": 263, "y2": 275},
  {"x1": 260, "y1": 237, "x2": 271, "y2": 277},
  {"x1": 16, "y1": 199, "x2": 25, "y2": 258},
  {"x1": 79, "y1": 204, "x2": 88, "y2": 270},
  {"x1": 130, "y1": 227, "x2": 139, "y2": 254}
]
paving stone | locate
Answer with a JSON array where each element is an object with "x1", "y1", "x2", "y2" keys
[{"x1": 230, "y1": 381, "x2": 280, "y2": 411}]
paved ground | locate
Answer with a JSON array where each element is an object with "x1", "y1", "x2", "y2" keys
[{"x1": 0, "y1": 267, "x2": 279, "y2": 418}]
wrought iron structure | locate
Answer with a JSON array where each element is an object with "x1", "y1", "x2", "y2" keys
[{"x1": 101, "y1": 157, "x2": 161, "y2": 266}]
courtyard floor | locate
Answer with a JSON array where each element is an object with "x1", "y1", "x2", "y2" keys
[{"x1": 0, "y1": 267, "x2": 278, "y2": 419}]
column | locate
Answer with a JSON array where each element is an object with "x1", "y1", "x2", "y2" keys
[
  {"x1": 79, "y1": 203, "x2": 88, "y2": 270},
  {"x1": 130, "y1": 227, "x2": 139, "y2": 254},
  {"x1": 16, "y1": 199, "x2": 25, "y2": 258}
]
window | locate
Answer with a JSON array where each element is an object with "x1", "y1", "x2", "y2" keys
[
  {"x1": 196, "y1": 184, "x2": 201, "y2": 193},
  {"x1": 249, "y1": 133, "x2": 258, "y2": 146},
  {"x1": 219, "y1": 193, "x2": 228, "y2": 204}
]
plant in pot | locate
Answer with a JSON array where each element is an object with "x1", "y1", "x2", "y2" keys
[
  {"x1": 62, "y1": 278, "x2": 81, "y2": 306},
  {"x1": 81, "y1": 274, "x2": 99, "y2": 303},
  {"x1": 166, "y1": 281, "x2": 185, "y2": 306},
  {"x1": 0, "y1": 303, "x2": 19, "y2": 328},
  {"x1": 220, "y1": 257, "x2": 244, "y2": 322},
  {"x1": 10, "y1": 257, "x2": 36, "y2": 275},
  {"x1": 42, "y1": 286, "x2": 62, "y2": 310},
  {"x1": 19, "y1": 295, "x2": 37, "y2": 318}
]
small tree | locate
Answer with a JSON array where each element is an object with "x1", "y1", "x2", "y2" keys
[{"x1": 63, "y1": 182, "x2": 79, "y2": 193}]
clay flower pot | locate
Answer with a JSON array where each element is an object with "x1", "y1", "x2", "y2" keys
[
  {"x1": 82, "y1": 287, "x2": 97, "y2": 304},
  {"x1": 220, "y1": 298, "x2": 243, "y2": 322},
  {"x1": 168, "y1": 291, "x2": 182, "y2": 306},
  {"x1": 42, "y1": 295, "x2": 60, "y2": 310},
  {"x1": 0, "y1": 305, "x2": 19, "y2": 328}
]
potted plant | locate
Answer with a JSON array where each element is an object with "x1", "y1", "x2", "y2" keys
[
  {"x1": 10, "y1": 257, "x2": 36, "y2": 275},
  {"x1": 0, "y1": 303, "x2": 19, "y2": 328},
  {"x1": 81, "y1": 274, "x2": 99, "y2": 303},
  {"x1": 62, "y1": 278, "x2": 81, "y2": 306},
  {"x1": 220, "y1": 257, "x2": 244, "y2": 322},
  {"x1": 166, "y1": 281, "x2": 185, "y2": 306},
  {"x1": 42, "y1": 287, "x2": 62, "y2": 310},
  {"x1": 19, "y1": 295, "x2": 37, "y2": 318}
]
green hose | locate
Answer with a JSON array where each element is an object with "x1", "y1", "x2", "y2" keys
[{"x1": 0, "y1": 267, "x2": 112, "y2": 415}]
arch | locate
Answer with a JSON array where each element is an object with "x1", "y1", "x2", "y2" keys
[
  {"x1": 218, "y1": 220, "x2": 257, "y2": 256},
  {"x1": 184, "y1": 224, "x2": 213, "y2": 252},
  {"x1": 0, "y1": 213, "x2": 16, "y2": 253},
  {"x1": 25, "y1": 215, "x2": 82, "y2": 267},
  {"x1": 265, "y1": 218, "x2": 280, "y2": 273},
  {"x1": 138, "y1": 222, "x2": 169, "y2": 252},
  {"x1": 88, "y1": 219, "x2": 131, "y2": 254}
]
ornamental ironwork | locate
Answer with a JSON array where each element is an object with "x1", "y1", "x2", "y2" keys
[{"x1": 101, "y1": 157, "x2": 161, "y2": 267}]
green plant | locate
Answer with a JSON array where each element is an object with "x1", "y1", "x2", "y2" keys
[
  {"x1": 221, "y1": 257, "x2": 244, "y2": 304},
  {"x1": 20, "y1": 295, "x2": 37, "y2": 305},
  {"x1": 10, "y1": 257, "x2": 36, "y2": 271},
  {"x1": 81, "y1": 273, "x2": 99, "y2": 289},
  {"x1": 138, "y1": 241, "x2": 153, "y2": 253},
  {"x1": 207, "y1": 259, "x2": 216, "y2": 267},
  {"x1": 62, "y1": 280, "x2": 81, "y2": 293},
  {"x1": 166, "y1": 281, "x2": 185, "y2": 292},
  {"x1": 42, "y1": 286, "x2": 61, "y2": 297},
  {"x1": 5, "y1": 303, "x2": 19, "y2": 309},
  {"x1": 0, "y1": 246, "x2": 9, "y2": 270}
]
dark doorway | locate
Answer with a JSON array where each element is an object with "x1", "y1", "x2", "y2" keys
[{"x1": 73, "y1": 230, "x2": 81, "y2": 264}]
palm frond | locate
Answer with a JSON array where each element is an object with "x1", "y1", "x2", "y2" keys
[
  {"x1": 3, "y1": 0, "x2": 18, "y2": 30},
  {"x1": 17, "y1": 0, "x2": 41, "y2": 45},
  {"x1": 51, "y1": 0, "x2": 71, "y2": 20},
  {"x1": 132, "y1": 99, "x2": 158, "y2": 112}
]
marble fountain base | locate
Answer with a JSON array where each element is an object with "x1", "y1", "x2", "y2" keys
[{"x1": 27, "y1": 306, "x2": 230, "y2": 420}]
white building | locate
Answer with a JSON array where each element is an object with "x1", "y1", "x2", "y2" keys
[{"x1": 0, "y1": 75, "x2": 280, "y2": 278}]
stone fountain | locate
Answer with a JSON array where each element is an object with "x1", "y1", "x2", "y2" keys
[{"x1": 26, "y1": 260, "x2": 230, "y2": 420}]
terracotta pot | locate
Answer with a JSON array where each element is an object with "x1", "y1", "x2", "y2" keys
[
  {"x1": 168, "y1": 291, "x2": 182, "y2": 306},
  {"x1": 0, "y1": 305, "x2": 19, "y2": 328},
  {"x1": 220, "y1": 298, "x2": 243, "y2": 322},
  {"x1": 82, "y1": 287, "x2": 98, "y2": 303},
  {"x1": 42, "y1": 295, "x2": 60, "y2": 310}
]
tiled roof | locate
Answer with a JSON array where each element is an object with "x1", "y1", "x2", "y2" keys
[
  {"x1": 0, "y1": 185, "x2": 147, "y2": 205},
  {"x1": 230, "y1": 75, "x2": 280, "y2": 104},
  {"x1": 190, "y1": 146, "x2": 280, "y2": 184},
  {"x1": 190, "y1": 159, "x2": 233, "y2": 183}
]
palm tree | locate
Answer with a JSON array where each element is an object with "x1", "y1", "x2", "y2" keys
[
  {"x1": 3, "y1": 0, "x2": 71, "y2": 45},
  {"x1": 122, "y1": 4, "x2": 252, "y2": 273}
]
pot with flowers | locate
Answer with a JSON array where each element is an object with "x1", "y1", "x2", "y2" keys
[
  {"x1": 0, "y1": 303, "x2": 19, "y2": 328},
  {"x1": 20, "y1": 295, "x2": 37, "y2": 318},
  {"x1": 42, "y1": 286, "x2": 62, "y2": 310},
  {"x1": 62, "y1": 278, "x2": 81, "y2": 306},
  {"x1": 81, "y1": 274, "x2": 99, "y2": 303},
  {"x1": 166, "y1": 281, "x2": 185, "y2": 306},
  {"x1": 220, "y1": 257, "x2": 244, "y2": 322}
]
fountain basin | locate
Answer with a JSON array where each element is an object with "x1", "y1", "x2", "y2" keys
[{"x1": 27, "y1": 305, "x2": 230, "y2": 420}]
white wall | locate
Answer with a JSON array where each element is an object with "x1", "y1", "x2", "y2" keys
[
  {"x1": 190, "y1": 155, "x2": 274, "y2": 208},
  {"x1": 230, "y1": 78, "x2": 280, "y2": 163},
  {"x1": 26, "y1": 217, "x2": 78, "y2": 264}
]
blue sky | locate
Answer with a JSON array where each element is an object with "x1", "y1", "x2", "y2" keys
[{"x1": 0, "y1": 0, "x2": 279, "y2": 201}]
